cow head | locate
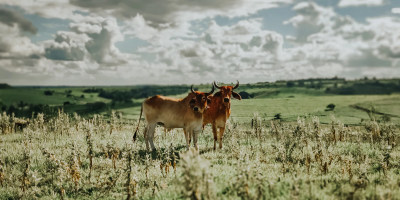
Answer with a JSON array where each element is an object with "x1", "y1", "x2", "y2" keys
[
  {"x1": 188, "y1": 85, "x2": 214, "y2": 113},
  {"x1": 213, "y1": 80, "x2": 241, "y2": 107}
]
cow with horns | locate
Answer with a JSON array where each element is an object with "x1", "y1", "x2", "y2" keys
[
  {"x1": 133, "y1": 85, "x2": 215, "y2": 151},
  {"x1": 203, "y1": 81, "x2": 241, "y2": 150}
]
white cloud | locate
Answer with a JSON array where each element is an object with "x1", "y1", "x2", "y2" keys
[
  {"x1": 393, "y1": 8, "x2": 400, "y2": 14},
  {"x1": 338, "y1": 0, "x2": 384, "y2": 7},
  {"x1": 0, "y1": 22, "x2": 43, "y2": 59}
]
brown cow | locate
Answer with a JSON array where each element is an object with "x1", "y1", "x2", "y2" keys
[
  {"x1": 133, "y1": 85, "x2": 214, "y2": 151},
  {"x1": 203, "y1": 81, "x2": 241, "y2": 150}
]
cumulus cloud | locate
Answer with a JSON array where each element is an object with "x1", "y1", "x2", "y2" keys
[
  {"x1": 338, "y1": 0, "x2": 384, "y2": 7},
  {"x1": 284, "y1": 2, "x2": 335, "y2": 43},
  {"x1": 1, "y1": 0, "x2": 85, "y2": 20},
  {"x1": 70, "y1": 0, "x2": 292, "y2": 25},
  {"x1": 136, "y1": 18, "x2": 289, "y2": 82},
  {"x1": 44, "y1": 31, "x2": 89, "y2": 61},
  {"x1": 0, "y1": 8, "x2": 37, "y2": 34},
  {"x1": 393, "y1": 8, "x2": 400, "y2": 14},
  {"x1": 0, "y1": 8, "x2": 43, "y2": 59}
]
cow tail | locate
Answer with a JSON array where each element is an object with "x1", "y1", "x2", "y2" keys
[{"x1": 133, "y1": 105, "x2": 143, "y2": 142}]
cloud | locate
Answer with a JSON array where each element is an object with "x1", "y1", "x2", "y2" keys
[
  {"x1": 122, "y1": 14, "x2": 196, "y2": 45},
  {"x1": 1, "y1": 0, "x2": 85, "y2": 21},
  {"x1": 0, "y1": 23, "x2": 43, "y2": 59},
  {"x1": 44, "y1": 31, "x2": 89, "y2": 61},
  {"x1": 55, "y1": 15, "x2": 138, "y2": 66},
  {"x1": 338, "y1": 0, "x2": 384, "y2": 7},
  {"x1": 0, "y1": 8, "x2": 43, "y2": 60},
  {"x1": 0, "y1": 8, "x2": 37, "y2": 34},
  {"x1": 393, "y1": 8, "x2": 400, "y2": 14},
  {"x1": 284, "y1": 2, "x2": 335, "y2": 43},
  {"x1": 136, "y1": 18, "x2": 289, "y2": 82},
  {"x1": 69, "y1": 0, "x2": 292, "y2": 25}
]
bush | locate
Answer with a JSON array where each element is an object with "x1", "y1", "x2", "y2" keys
[
  {"x1": 274, "y1": 113, "x2": 282, "y2": 120},
  {"x1": 325, "y1": 103, "x2": 335, "y2": 111},
  {"x1": 63, "y1": 101, "x2": 70, "y2": 106},
  {"x1": 80, "y1": 95, "x2": 85, "y2": 98}
]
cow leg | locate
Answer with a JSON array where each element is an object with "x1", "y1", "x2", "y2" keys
[
  {"x1": 184, "y1": 128, "x2": 191, "y2": 151},
  {"x1": 147, "y1": 124, "x2": 157, "y2": 151},
  {"x1": 144, "y1": 126, "x2": 150, "y2": 150},
  {"x1": 212, "y1": 124, "x2": 218, "y2": 150},
  {"x1": 183, "y1": 129, "x2": 191, "y2": 144},
  {"x1": 193, "y1": 129, "x2": 201, "y2": 151},
  {"x1": 219, "y1": 125, "x2": 226, "y2": 149}
]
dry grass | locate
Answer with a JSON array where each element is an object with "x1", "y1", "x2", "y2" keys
[{"x1": 0, "y1": 110, "x2": 400, "y2": 199}]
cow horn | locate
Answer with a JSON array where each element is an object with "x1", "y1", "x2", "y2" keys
[
  {"x1": 213, "y1": 81, "x2": 223, "y2": 89},
  {"x1": 191, "y1": 85, "x2": 195, "y2": 93},
  {"x1": 233, "y1": 80, "x2": 239, "y2": 90},
  {"x1": 206, "y1": 84, "x2": 215, "y2": 96}
]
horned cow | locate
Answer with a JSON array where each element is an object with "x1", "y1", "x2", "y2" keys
[
  {"x1": 133, "y1": 85, "x2": 214, "y2": 151},
  {"x1": 203, "y1": 81, "x2": 241, "y2": 150}
]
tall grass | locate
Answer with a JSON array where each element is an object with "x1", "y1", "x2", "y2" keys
[{"x1": 0, "y1": 110, "x2": 400, "y2": 199}]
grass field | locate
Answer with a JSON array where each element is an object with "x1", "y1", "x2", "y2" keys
[
  {"x1": 1, "y1": 111, "x2": 400, "y2": 199},
  {"x1": 1, "y1": 80, "x2": 400, "y2": 199},
  {"x1": 0, "y1": 88, "x2": 110, "y2": 106}
]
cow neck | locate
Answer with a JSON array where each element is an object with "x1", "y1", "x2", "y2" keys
[{"x1": 181, "y1": 93, "x2": 196, "y2": 104}]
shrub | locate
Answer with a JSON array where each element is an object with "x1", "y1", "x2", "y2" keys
[
  {"x1": 325, "y1": 103, "x2": 335, "y2": 111},
  {"x1": 274, "y1": 113, "x2": 282, "y2": 120}
]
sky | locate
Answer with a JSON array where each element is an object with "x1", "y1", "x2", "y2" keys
[{"x1": 0, "y1": 0, "x2": 400, "y2": 86}]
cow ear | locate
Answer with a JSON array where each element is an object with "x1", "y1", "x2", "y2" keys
[
  {"x1": 232, "y1": 92, "x2": 242, "y2": 100},
  {"x1": 214, "y1": 91, "x2": 222, "y2": 97},
  {"x1": 189, "y1": 99, "x2": 196, "y2": 107}
]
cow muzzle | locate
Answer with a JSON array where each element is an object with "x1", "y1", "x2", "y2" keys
[
  {"x1": 224, "y1": 98, "x2": 230, "y2": 103},
  {"x1": 193, "y1": 107, "x2": 199, "y2": 112}
]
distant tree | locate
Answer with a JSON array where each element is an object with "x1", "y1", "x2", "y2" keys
[
  {"x1": 333, "y1": 83, "x2": 338, "y2": 88},
  {"x1": 286, "y1": 81, "x2": 295, "y2": 87},
  {"x1": 298, "y1": 80, "x2": 305, "y2": 87},
  {"x1": 238, "y1": 91, "x2": 252, "y2": 99},
  {"x1": 80, "y1": 95, "x2": 85, "y2": 98},
  {"x1": 326, "y1": 103, "x2": 336, "y2": 111},
  {"x1": 44, "y1": 90, "x2": 54, "y2": 95},
  {"x1": 364, "y1": 76, "x2": 368, "y2": 80},
  {"x1": 66, "y1": 94, "x2": 72, "y2": 97},
  {"x1": 274, "y1": 113, "x2": 282, "y2": 120},
  {"x1": 63, "y1": 101, "x2": 70, "y2": 106},
  {"x1": 325, "y1": 87, "x2": 331, "y2": 92},
  {"x1": 65, "y1": 90, "x2": 72, "y2": 94},
  {"x1": 316, "y1": 81, "x2": 323, "y2": 89}
]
